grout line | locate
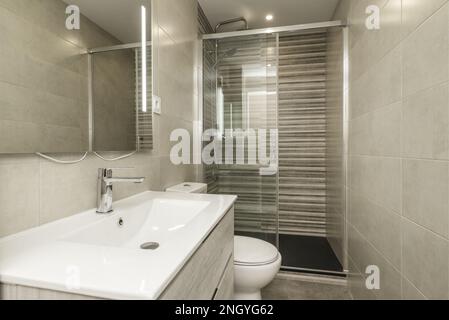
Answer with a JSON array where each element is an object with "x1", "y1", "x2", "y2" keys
[
  {"x1": 401, "y1": 79, "x2": 449, "y2": 100},
  {"x1": 349, "y1": 239, "x2": 394, "y2": 302},
  {"x1": 401, "y1": 273, "x2": 429, "y2": 300},
  {"x1": 400, "y1": 1, "x2": 449, "y2": 43},
  {"x1": 350, "y1": 35, "x2": 402, "y2": 84},
  {"x1": 349, "y1": 184, "x2": 449, "y2": 241},
  {"x1": 349, "y1": 154, "x2": 449, "y2": 163},
  {"x1": 346, "y1": 252, "x2": 375, "y2": 299},
  {"x1": 349, "y1": 221, "x2": 402, "y2": 279},
  {"x1": 349, "y1": 187, "x2": 402, "y2": 218},
  {"x1": 350, "y1": 79, "x2": 449, "y2": 123},
  {"x1": 401, "y1": 215, "x2": 449, "y2": 242},
  {"x1": 399, "y1": 34, "x2": 405, "y2": 299},
  {"x1": 351, "y1": 2, "x2": 448, "y2": 85}
]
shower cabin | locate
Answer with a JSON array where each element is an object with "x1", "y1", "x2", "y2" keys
[{"x1": 202, "y1": 22, "x2": 348, "y2": 276}]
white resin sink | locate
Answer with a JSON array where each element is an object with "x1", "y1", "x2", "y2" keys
[
  {"x1": 63, "y1": 199, "x2": 210, "y2": 248},
  {"x1": 0, "y1": 191, "x2": 236, "y2": 300}
]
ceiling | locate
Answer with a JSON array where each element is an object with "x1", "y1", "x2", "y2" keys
[
  {"x1": 199, "y1": 0, "x2": 341, "y2": 32},
  {"x1": 63, "y1": 0, "x2": 151, "y2": 43}
]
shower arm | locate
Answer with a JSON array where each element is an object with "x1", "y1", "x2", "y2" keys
[{"x1": 215, "y1": 17, "x2": 248, "y2": 33}]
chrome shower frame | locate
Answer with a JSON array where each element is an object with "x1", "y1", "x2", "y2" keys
[{"x1": 203, "y1": 20, "x2": 345, "y2": 40}]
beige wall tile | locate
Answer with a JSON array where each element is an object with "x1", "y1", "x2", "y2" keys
[
  {"x1": 156, "y1": 0, "x2": 197, "y2": 50},
  {"x1": 403, "y1": 159, "x2": 449, "y2": 238},
  {"x1": 402, "y1": 218, "x2": 449, "y2": 299},
  {"x1": 158, "y1": 67, "x2": 195, "y2": 122},
  {"x1": 350, "y1": 190, "x2": 401, "y2": 269},
  {"x1": 350, "y1": 46, "x2": 402, "y2": 119},
  {"x1": 350, "y1": 102, "x2": 401, "y2": 157},
  {"x1": 159, "y1": 156, "x2": 196, "y2": 191},
  {"x1": 350, "y1": 155, "x2": 402, "y2": 213},
  {"x1": 348, "y1": 224, "x2": 401, "y2": 299},
  {"x1": 0, "y1": 163, "x2": 40, "y2": 237},
  {"x1": 402, "y1": 82, "x2": 449, "y2": 160},
  {"x1": 401, "y1": 277, "x2": 427, "y2": 300},
  {"x1": 402, "y1": 4, "x2": 449, "y2": 97},
  {"x1": 336, "y1": 0, "x2": 449, "y2": 301},
  {"x1": 402, "y1": 0, "x2": 449, "y2": 37},
  {"x1": 39, "y1": 156, "x2": 98, "y2": 224},
  {"x1": 350, "y1": 0, "x2": 402, "y2": 81}
]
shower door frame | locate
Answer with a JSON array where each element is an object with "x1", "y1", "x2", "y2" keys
[
  {"x1": 201, "y1": 20, "x2": 349, "y2": 275},
  {"x1": 202, "y1": 21, "x2": 345, "y2": 40}
]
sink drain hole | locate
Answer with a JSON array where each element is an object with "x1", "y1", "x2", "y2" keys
[{"x1": 140, "y1": 242, "x2": 159, "y2": 250}]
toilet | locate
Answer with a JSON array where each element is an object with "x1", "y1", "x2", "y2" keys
[
  {"x1": 166, "y1": 183, "x2": 281, "y2": 300},
  {"x1": 234, "y1": 236, "x2": 281, "y2": 300},
  {"x1": 165, "y1": 182, "x2": 208, "y2": 194}
]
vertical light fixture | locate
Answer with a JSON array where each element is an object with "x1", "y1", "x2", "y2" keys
[{"x1": 141, "y1": 5, "x2": 147, "y2": 113}]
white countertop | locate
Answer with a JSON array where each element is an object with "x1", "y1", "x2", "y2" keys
[{"x1": 0, "y1": 191, "x2": 237, "y2": 300}]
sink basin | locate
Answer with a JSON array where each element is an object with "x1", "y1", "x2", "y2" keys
[
  {"x1": 0, "y1": 191, "x2": 236, "y2": 300},
  {"x1": 63, "y1": 199, "x2": 210, "y2": 248}
]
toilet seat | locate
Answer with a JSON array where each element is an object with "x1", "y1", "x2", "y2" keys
[{"x1": 234, "y1": 236, "x2": 279, "y2": 266}]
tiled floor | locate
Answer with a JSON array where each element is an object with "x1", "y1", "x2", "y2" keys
[{"x1": 262, "y1": 278, "x2": 352, "y2": 300}]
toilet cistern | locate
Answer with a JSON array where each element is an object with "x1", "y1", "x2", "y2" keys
[{"x1": 96, "y1": 168, "x2": 145, "y2": 214}]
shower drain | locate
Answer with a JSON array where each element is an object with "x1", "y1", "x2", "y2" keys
[{"x1": 140, "y1": 242, "x2": 160, "y2": 250}]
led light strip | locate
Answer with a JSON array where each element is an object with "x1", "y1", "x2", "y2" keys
[{"x1": 141, "y1": 5, "x2": 147, "y2": 113}]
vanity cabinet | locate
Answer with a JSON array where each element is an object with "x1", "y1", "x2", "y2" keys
[
  {"x1": 159, "y1": 208, "x2": 234, "y2": 300},
  {"x1": 0, "y1": 285, "x2": 99, "y2": 300}
]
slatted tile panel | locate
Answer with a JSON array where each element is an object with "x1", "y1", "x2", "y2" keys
[
  {"x1": 278, "y1": 31, "x2": 328, "y2": 236},
  {"x1": 135, "y1": 47, "x2": 153, "y2": 151}
]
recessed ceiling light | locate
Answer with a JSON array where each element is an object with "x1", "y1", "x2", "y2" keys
[{"x1": 265, "y1": 14, "x2": 273, "y2": 21}]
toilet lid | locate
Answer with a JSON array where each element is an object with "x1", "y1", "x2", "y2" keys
[{"x1": 234, "y1": 236, "x2": 279, "y2": 266}]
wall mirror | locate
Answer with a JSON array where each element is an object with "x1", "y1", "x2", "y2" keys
[{"x1": 0, "y1": 0, "x2": 153, "y2": 154}]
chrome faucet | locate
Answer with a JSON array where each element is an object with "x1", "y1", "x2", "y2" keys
[{"x1": 96, "y1": 168, "x2": 145, "y2": 214}]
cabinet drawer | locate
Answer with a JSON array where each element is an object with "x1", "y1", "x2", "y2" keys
[
  {"x1": 159, "y1": 208, "x2": 234, "y2": 300},
  {"x1": 213, "y1": 255, "x2": 234, "y2": 300}
]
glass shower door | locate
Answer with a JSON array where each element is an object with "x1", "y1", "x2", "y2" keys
[
  {"x1": 203, "y1": 34, "x2": 279, "y2": 246},
  {"x1": 203, "y1": 26, "x2": 347, "y2": 275}
]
